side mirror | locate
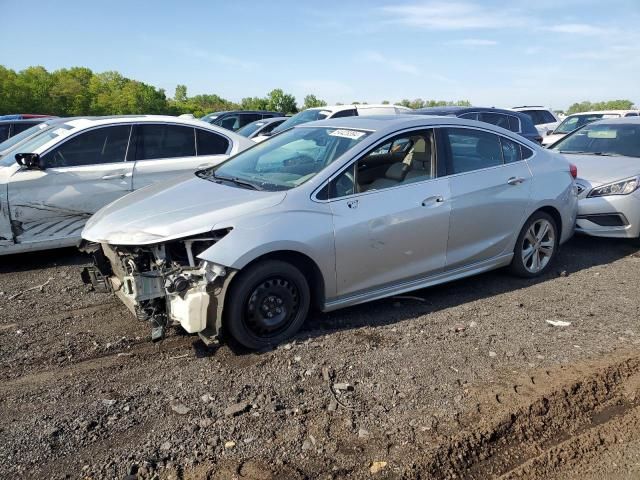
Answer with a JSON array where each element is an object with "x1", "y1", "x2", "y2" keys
[{"x1": 15, "y1": 152, "x2": 43, "y2": 169}]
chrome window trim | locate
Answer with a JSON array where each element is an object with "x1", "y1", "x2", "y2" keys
[{"x1": 310, "y1": 124, "x2": 537, "y2": 202}]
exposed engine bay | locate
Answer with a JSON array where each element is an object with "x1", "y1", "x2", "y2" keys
[{"x1": 81, "y1": 230, "x2": 235, "y2": 343}]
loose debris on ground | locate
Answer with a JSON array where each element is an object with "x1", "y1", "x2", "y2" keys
[{"x1": 1, "y1": 236, "x2": 639, "y2": 479}]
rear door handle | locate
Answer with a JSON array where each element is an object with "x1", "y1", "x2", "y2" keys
[
  {"x1": 507, "y1": 177, "x2": 525, "y2": 185},
  {"x1": 421, "y1": 196, "x2": 444, "y2": 206}
]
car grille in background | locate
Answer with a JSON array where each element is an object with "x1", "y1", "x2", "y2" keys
[
  {"x1": 577, "y1": 213, "x2": 628, "y2": 227},
  {"x1": 575, "y1": 184, "x2": 586, "y2": 195}
]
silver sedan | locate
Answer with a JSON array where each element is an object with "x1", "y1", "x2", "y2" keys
[
  {"x1": 551, "y1": 118, "x2": 640, "y2": 238},
  {"x1": 81, "y1": 115, "x2": 578, "y2": 349}
]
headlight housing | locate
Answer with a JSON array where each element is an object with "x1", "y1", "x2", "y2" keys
[{"x1": 588, "y1": 176, "x2": 639, "y2": 198}]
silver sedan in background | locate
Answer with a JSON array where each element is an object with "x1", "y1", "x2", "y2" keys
[
  {"x1": 551, "y1": 118, "x2": 640, "y2": 238},
  {"x1": 81, "y1": 115, "x2": 578, "y2": 349}
]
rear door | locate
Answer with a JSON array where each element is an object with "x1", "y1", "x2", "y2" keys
[
  {"x1": 442, "y1": 127, "x2": 532, "y2": 269},
  {"x1": 131, "y1": 123, "x2": 230, "y2": 189},
  {"x1": 7, "y1": 124, "x2": 133, "y2": 244}
]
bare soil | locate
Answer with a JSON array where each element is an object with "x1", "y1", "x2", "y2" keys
[{"x1": 1, "y1": 235, "x2": 639, "y2": 479}]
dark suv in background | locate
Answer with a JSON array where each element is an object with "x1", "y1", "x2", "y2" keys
[
  {"x1": 0, "y1": 116, "x2": 55, "y2": 142},
  {"x1": 200, "y1": 110, "x2": 284, "y2": 131},
  {"x1": 415, "y1": 106, "x2": 542, "y2": 144}
]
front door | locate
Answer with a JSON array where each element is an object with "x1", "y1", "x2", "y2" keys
[
  {"x1": 7, "y1": 124, "x2": 133, "y2": 245},
  {"x1": 328, "y1": 129, "x2": 451, "y2": 297},
  {"x1": 442, "y1": 127, "x2": 532, "y2": 269}
]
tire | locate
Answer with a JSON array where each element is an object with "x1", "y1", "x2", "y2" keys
[
  {"x1": 509, "y1": 211, "x2": 558, "y2": 278},
  {"x1": 224, "y1": 260, "x2": 310, "y2": 350}
]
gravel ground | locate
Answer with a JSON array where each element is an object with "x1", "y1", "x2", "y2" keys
[{"x1": 0, "y1": 235, "x2": 639, "y2": 479}]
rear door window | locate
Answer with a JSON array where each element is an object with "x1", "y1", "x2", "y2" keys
[
  {"x1": 196, "y1": 129, "x2": 230, "y2": 155},
  {"x1": 331, "y1": 109, "x2": 357, "y2": 118},
  {"x1": 43, "y1": 125, "x2": 132, "y2": 167},
  {"x1": 13, "y1": 122, "x2": 36, "y2": 135},
  {"x1": 507, "y1": 116, "x2": 521, "y2": 132},
  {"x1": 238, "y1": 113, "x2": 261, "y2": 129},
  {"x1": 459, "y1": 112, "x2": 478, "y2": 121},
  {"x1": 500, "y1": 137, "x2": 522, "y2": 163},
  {"x1": 135, "y1": 124, "x2": 196, "y2": 160},
  {"x1": 480, "y1": 112, "x2": 511, "y2": 130},
  {"x1": 0, "y1": 124, "x2": 10, "y2": 141},
  {"x1": 444, "y1": 128, "x2": 503, "y2": 174}
]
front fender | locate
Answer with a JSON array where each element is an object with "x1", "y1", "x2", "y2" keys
[{"x1": 196, "y1": 207, "x2": 337, "y2": 299}]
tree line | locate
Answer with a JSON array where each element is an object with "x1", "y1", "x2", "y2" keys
[
  {"x1": 2, "y1": 65, "x2": 633, "y2": 118},
  {"x1": 566, "y1": 100, "x2": 636, "y2": 115},
  {"x1": 0, "y1": 65, "x2": 473, "y2": 117}
]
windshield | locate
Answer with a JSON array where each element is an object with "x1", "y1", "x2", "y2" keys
[
  {"x1": 554, "y1": 113, "x2": 620, "y2": 134},
  {"x1": 551, "y1": 122, "x2": 640, "y2": 158},
  {"x1": 196, "y1": 126, "x2": 370, "y2": 191},
  {"x1": 237, "y1": 120, "x2": 267, "y2": 137},
  {"x1": 0, "y1": 124, "x2": 74, "y2": 166},
  {"x1": 270, "y1": 109, "x2": 332, "y2": 135}
]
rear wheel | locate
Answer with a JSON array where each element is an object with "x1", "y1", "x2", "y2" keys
[
  {"x1": 509, "y1": 211, "x2": 558, "y2": 278},
  {"x1": 224, "y1": 260, "x2": 310, "y2": 350}
]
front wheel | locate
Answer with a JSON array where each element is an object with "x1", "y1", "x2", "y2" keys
[
  {"x1": 224, "y1": 260, "x2": 310, "y2": 350},
  {"x1": 509, "y1": 211, "x2": 558, "y2": 278}
]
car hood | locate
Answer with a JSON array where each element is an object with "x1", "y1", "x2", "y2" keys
[
  {"x1": 82, "y1": 174, "x2": 287, "y2": 245},
  {"x1": 561, "y1": 153, "x2": 640, "y2": 186}
]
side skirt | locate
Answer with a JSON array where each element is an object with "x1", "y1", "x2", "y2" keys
[{"x1": 323, "y1": 253, "x2": 514, "y2": 312}]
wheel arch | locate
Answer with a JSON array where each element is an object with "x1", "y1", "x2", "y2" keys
[
  {"x1": 536, "y1": 205, "x2": 562, "y2": 240},
  {"x1": 227, "y1": 250, "x2": 326, "y2": 311}
]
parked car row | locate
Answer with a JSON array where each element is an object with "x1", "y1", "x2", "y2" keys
[
  {"x1": 2, "y1": 107, "x2": 639, "y2": 352},
  {"x1": 542, "y1": 110, "x2": 640, "y2": 146},
  {"x1": 79, "y1": 114, "x2": 578, "y2": 348}
]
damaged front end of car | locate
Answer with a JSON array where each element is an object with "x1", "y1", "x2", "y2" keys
[{"x1": 80, "y1": 229, "x2": 236, "y2": 344}]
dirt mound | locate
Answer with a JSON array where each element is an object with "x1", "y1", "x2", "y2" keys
[{"x1": 426, "y1": 351, "x2": 640, "y2": 479}]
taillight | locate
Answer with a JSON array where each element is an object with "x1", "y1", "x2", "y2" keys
[{"x1": 569, "y1": 163, "x2": 577, "y2": 179}]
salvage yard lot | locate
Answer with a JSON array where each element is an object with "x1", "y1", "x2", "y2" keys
[{"x1": 1, "y1": 235, "x2": 640, "y2": 479}]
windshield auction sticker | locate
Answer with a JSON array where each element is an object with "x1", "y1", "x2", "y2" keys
[{"x1": 328, "y1": 129, "x2": 366, "y2": 140}]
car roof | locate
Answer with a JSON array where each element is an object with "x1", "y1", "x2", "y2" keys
[
  {"x1": 566, "y1": 110, "x2": 639, "y2": 116},
  {"x1": 49, "y1": 114, "x2": 226, "y2": 129},
  {"x1": 304, "y1": 104, "x2": 410, "y2": 114},
  {"x1": 297, "y1": 114, "x2": 533, "y2": 139},
  {"x1": 0, "y1": 118, "x2": 51, "y2": 125},
  {"x1": 208, "y1": 110, "x2": 283, "y2": 115}
]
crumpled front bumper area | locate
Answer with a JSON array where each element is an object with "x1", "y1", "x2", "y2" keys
[{"x1": 80, "y1": 237, "x2": 235, "y2": 343}]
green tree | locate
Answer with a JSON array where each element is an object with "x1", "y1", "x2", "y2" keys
[
  {"x1": 266, "y1": 88, "x2": 298, "y2": 114},
  {"x1": 303, "y1": 94, "x2": 327, "y2": 109},
  {"x1": 240, "y1": 96, "x2": 269, "y2": 111},
  {"x1": 567, "y1": 99, "x2": 635, "y2": 114},
  {"x1": 174, "y1": 84, "x2": 188, "y2": 103}
]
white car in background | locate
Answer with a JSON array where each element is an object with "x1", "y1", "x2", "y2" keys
[
  {"x1": 512, "y1": 106, "x2": 560, "y2": 137},
  {"x1": 542, "y1": 110, "x2": 640, "y2": 147},
  {"x1": 251, "y1": 104, "x2": 412, "y2": 142},
  {"x1": 0, "y1": 115, "x2": 253, "y2": 255}
]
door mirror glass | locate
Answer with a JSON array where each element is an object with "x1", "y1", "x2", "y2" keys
[{"x1": 15, "y1": 152, "x2": 43, "y2": 169}]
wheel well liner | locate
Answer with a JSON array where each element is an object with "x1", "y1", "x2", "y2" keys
[
  {"x1": 230, "y1": 250, "x2": 326, "y2": 310},
  {"x1": 537, "y1": 206, "x2": 562, "y2": 238}
]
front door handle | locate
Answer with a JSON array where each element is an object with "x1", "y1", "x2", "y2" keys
[
  {"x1": 507, "y1": 177, "x2": 525, "y2": 185},
  {"x1": 421, "y1": 196, "x2": 444, "y2": 207},
  {"x1": 102, "y1": 173, "x2": 127, "y2": 180}
]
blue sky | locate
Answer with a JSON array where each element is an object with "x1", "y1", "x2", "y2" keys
[{"x1": 1, "y1": 0, "x2": 638, "y2": 110}]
